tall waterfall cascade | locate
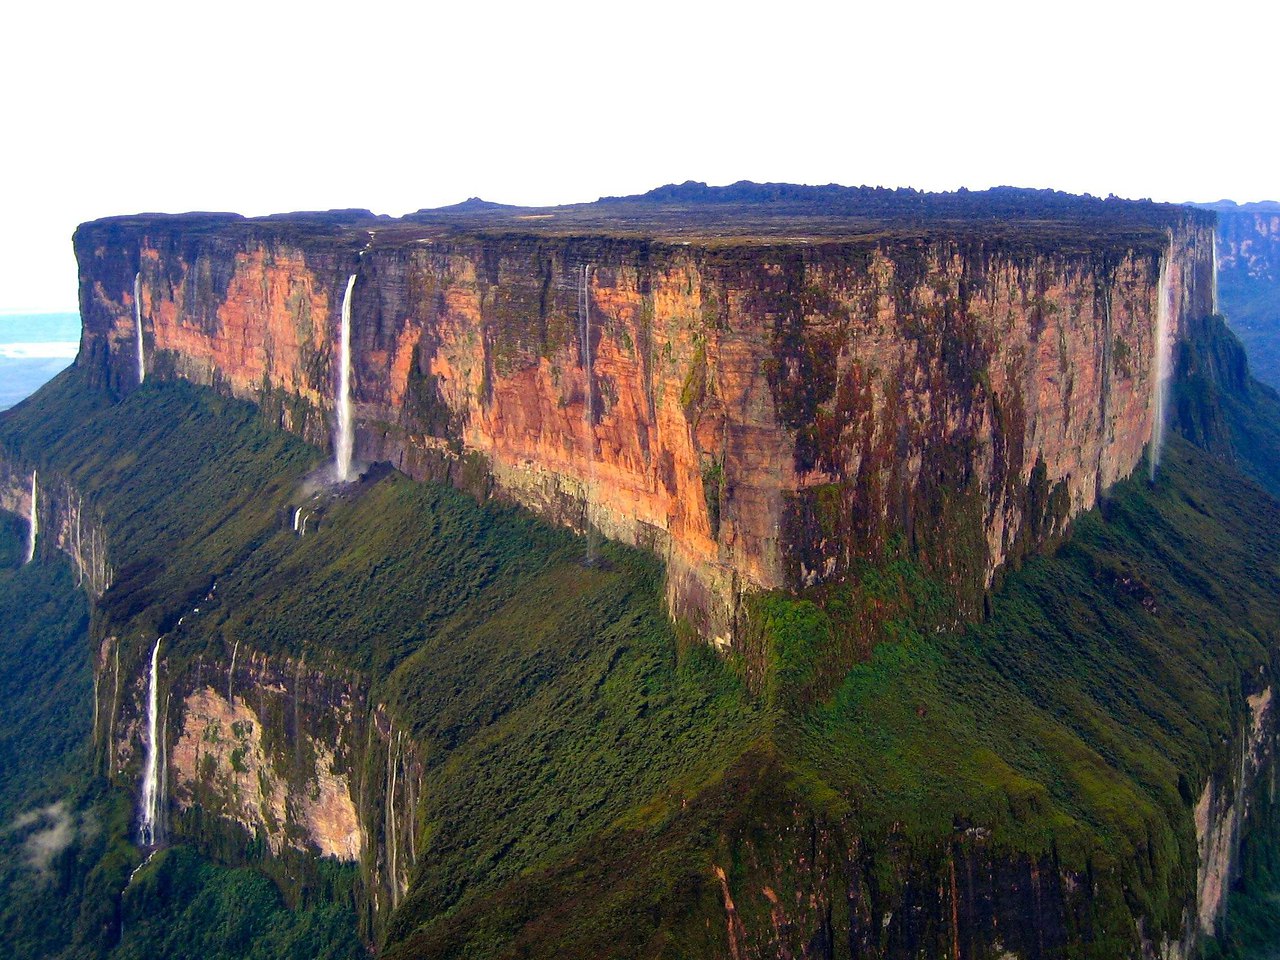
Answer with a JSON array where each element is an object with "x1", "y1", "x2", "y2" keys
[
  {"x1": 334, "y1": 274, "x2": 357, "y2": 482},
  {"x1": 134, "y1": 272, "x2": 146, "y2": 385},
  {"x1": 1150, "y1": 253, "x2": 1173, "y2": 481},
  {"x1": 139, "y1": 638, "x2": 163, "y2": 846},
  {"x1": 1212, "y1": 233, "x2": 1220, "y2": 316},
  {"x1": 24, "y1": 471, "x2": 37, "y2": 564}
]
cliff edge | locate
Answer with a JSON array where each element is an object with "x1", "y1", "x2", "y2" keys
[{"x1": 71, "y1": 185, "x2": 1216, "y2": 648}]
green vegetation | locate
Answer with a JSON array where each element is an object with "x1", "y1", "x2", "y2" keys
[
  {"x1": 0, "y1": 513, "x2": 91, "y2": 815},
  {"x1": 114, "y1": 847, "x2": 363, "y2": 960},
  {"x1": 1209, "y1": 775, "x2": 1280, "y2": 960},
  {"x1": 0, "y1": 515, "x2": 94, "y2": 960},
  {"x1": 0, "y1": 368, "x2": 764, "y2": 957},
  {"x1": 3, "y1": 286, "x2": 1280, "y2": 960},
  {"x1": 0, "y1": 369, "x2": 318, "y2": 642},
  {"x1": 797, "y1": 435, "x2": 1277, "y2": 939},
  {"x1": 383, "y1": 432, "x2": 1280, "y2": 959}
]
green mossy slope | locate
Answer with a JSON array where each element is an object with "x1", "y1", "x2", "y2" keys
[
  {"x1": 0, "y1": 368, "x2": 761, "y2": 957},
  {"x1": 0, "y1": 516, "x2": 95, "y2": 960},
  {"x1": 2, "y1": 329, "x2": 1280, "y2": 959},
  {"x1": 0, "y1": 513, "x2": 91, "y2": 814},
  {"x1": 385, "y1": 434, "x2": 1280, "y2": 959}
]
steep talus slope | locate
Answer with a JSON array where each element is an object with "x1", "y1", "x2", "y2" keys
[
  {"x1": 0, "y1": 369, "x2": 760, "y2": 958},
  {"x1": 383, "y1": 431, "x2": 1280, "y2": 960}
]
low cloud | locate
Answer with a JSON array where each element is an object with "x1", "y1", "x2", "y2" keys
[
  {"x1": 0, "y1": 341, "x2": 79, "y2": 360},
  {"x1": 8, "y1": 802, "x2": 75, "y2": 877}
]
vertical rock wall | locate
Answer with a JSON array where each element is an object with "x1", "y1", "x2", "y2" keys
[
  {"x1": 93, "y1": 634, "x2": 422, "y2": 942},
  {"x1": 0, "y1": 457, "x2": 112, "y2": 594},
  {"x1": 72, "y1": 214, "x2": 1216, "y2": 641}
]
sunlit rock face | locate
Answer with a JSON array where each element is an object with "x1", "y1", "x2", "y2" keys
[
  {"x1": 170, "y1": 684, "x2": 361, "y2": 860},
  {"x1": 72, "y1": 194, "x2": 1215, "y2": 642}
]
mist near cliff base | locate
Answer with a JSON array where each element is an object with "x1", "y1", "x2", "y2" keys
[{"x1": 6, "y1": 802, "x2": 75, "y2": 878}]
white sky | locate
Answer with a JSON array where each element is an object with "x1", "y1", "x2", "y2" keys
[{"x1": 1, "y1": 0, "x2": 1274, "y2": 312}]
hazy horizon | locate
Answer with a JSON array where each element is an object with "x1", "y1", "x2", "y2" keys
[{"x1": 0, "y1": 311, "x2": 80, "y2": 410}]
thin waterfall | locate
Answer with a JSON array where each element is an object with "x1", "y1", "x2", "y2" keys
[
  {"x1": 139, "y1": 639, "x2": 162, "y2": 846},
  {"x1": 293, "y1": 507, "x2": 302, "y2": 532},
  {"x1": 387, "y1": 730, "x2": 400, "y2": 907},
  {"x1": 24, "y1": 471, "x2": 37, "y2": 564},
  {"x1": 1212, "y1": 233, "x2": 1220, "y2": 316},
  {"x1": 334, "y1": 274, "x2": 357, "y2": 481},
  {"x1": 134, "y1": 272, "x2": 146, "y2": 385},
  {"x1": 1150, "y1": 253, "x2": 1173, "y2": 481},
  {"x1": 228, "y1": 639, "x2": 239, "y2": 703},
  {"x1": 579, "y1": 264, "x2": 597, "y2": 565}
]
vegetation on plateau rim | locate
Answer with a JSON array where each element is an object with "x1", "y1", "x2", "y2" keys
[{"x1": 1, "y1": 324, "x2": 1280, "y2": 958}]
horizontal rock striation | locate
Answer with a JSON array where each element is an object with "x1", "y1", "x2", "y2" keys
[{"x1": 72, "y1": 191, "x2": 1216, "y2": 641}]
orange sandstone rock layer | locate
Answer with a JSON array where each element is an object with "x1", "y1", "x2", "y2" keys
[{"x1": 73, "y1": 202, "x2": 1216, "y2": 642}]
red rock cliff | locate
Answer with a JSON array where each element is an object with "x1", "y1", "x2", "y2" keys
[{"x1": 72, "y1": 193, "x2": 1216, "y2": 643}]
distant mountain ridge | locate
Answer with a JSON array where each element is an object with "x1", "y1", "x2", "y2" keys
[
  {"x1": 1189, "y1": 199, "x2": 1280, "y2": 212},
  {"x1": 1194, "y1": 200, "x2": 1280, "y2": 389}
]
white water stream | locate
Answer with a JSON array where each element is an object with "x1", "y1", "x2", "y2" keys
[
  {"x1": 134, "y1": 272, "x2": 146, "y2": 385},
  {"x1": 24, "y1": 471, "x2": 37, "y2": 564},
  {"x1": 138, "y1": 639, "x2": 162, "y2": 846},
  {"x1": 1212, "y1": 233, "x2": 1220, "y2": 316},
  {"x1": 334, "y1": 274, "x2": 357, "y2": 481}
]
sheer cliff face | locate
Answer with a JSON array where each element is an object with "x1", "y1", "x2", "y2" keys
[
  {"x1": 0, "y1": 460, "x2": 112, "y2": 595},
  {"x1": 96, "y1": 633, "x2": 420, "y2": 935},
  {"x1": 1215, "y1": 208, "x2": 1280, "y2": 389},
  {"x1": 73, "y1": 216, "x2": 1215, "y2": 640},
  {"x1": 1217, "y1": 209, "x2": 1280, "y2": 287}
]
